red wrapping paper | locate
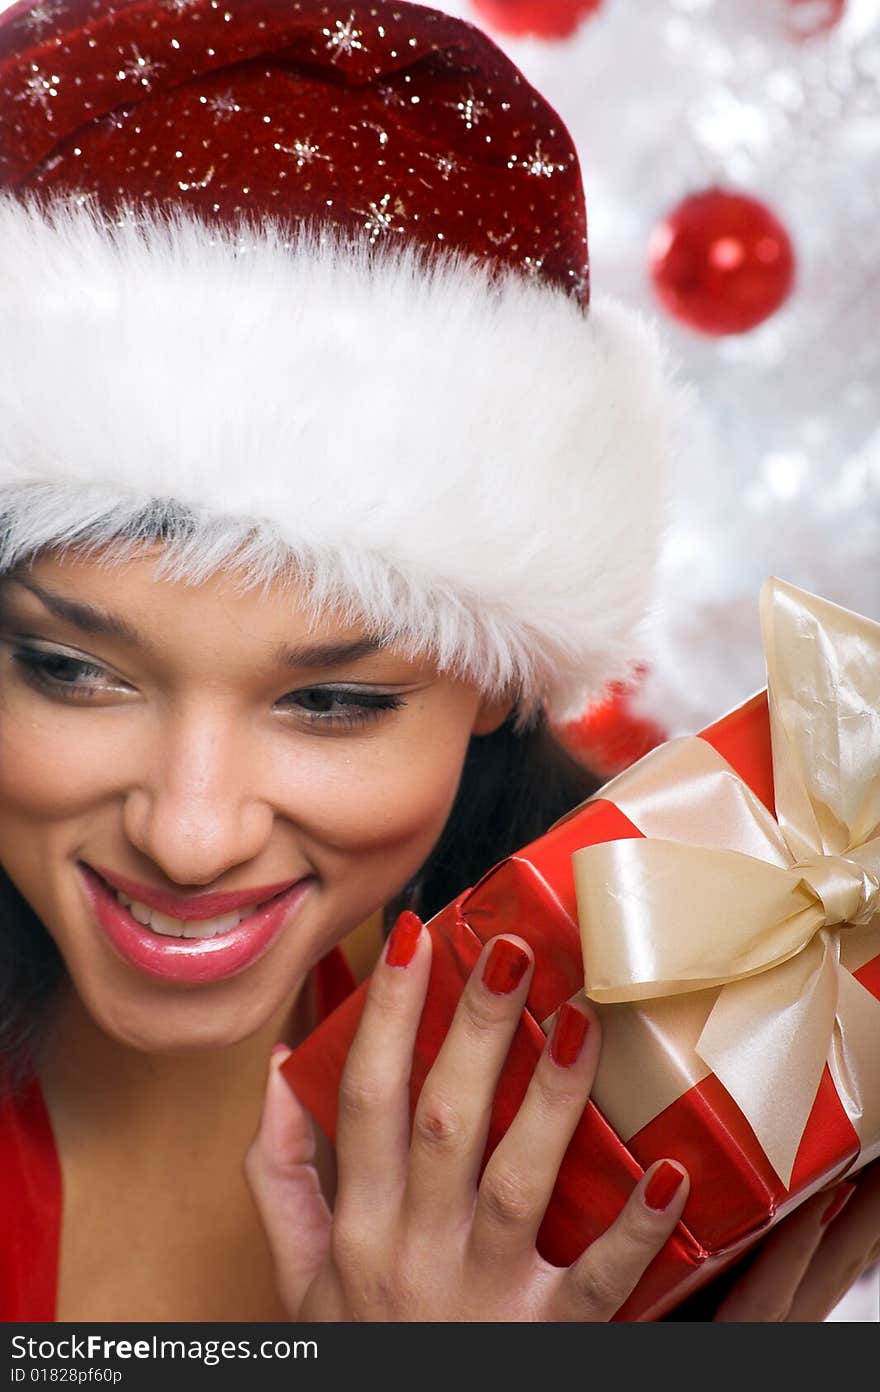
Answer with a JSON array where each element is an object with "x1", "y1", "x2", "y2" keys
[{"x1": 282, "y1": 691, "x2": 878, "y2": 1319}]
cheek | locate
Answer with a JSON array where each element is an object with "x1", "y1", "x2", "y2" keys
[
  {"x1": 281, "y1": 712, "x2": 474, "y2": 911},
  {"x1": 0, "y1": 693, "x2": 121, "y2": 822},
  {"x1": 297, "y1": 745, "x2": 462, "y2": 849},
  {"x1": 0, "y1": 704, "x2": 100, "y2": 937}
]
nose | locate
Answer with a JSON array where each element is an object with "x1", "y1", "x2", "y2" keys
[{"x1": 121, "y1": 706, "x2": 275, "y2": 888}]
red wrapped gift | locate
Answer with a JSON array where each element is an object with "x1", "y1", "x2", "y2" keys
[{"x1": 283, "y1": 578, "x2": 880, "y2": 1319}]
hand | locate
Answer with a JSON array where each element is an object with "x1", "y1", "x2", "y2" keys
[
  {"x1": 245, "y1": 917, "x2": 690, "y2": 1321},
  {"x1": 713, "y1": 1162, "x2": 880, "y2": 1321}
]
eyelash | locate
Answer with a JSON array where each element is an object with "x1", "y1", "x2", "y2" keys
[{"x1": 9, "y1": 646, "x2": 407, "y2": 731}]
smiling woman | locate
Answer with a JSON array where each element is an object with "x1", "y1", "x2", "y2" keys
[{"x1": 0, "y1": 0, "x2": 718, "y2": 1326}]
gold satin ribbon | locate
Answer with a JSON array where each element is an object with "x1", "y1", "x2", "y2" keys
[{"x1": 559, "y1": 578, "x2": 880, "y2": 1187}]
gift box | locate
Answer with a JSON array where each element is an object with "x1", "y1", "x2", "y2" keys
[{"x1": 282, "y1": 578, "x2": 880, "y2": 1319}]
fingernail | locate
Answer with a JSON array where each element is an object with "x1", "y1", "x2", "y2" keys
[
  {"x1": 385, "y1": 909, "x2": 423, "y2": 968},
  {"x1": 270, "y1": 1042, "x2": 291, "y2": 1068},
  {"x1": 821, "y1": 1180, "x2": 856, "y2": 1227},
  {"x1": 549, "y1": 1002, "x2": 591, "y2": 1067},
  {"x1": 644, "y1": 1161, "x2": 685, "y2": 1212},
  {"x1": 482, "y1": 938, "x2": 531, "y2": 995}
]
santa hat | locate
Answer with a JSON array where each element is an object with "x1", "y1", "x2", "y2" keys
[{"x1": 0, "y1": 0, "x2": 690, "y2": 728}]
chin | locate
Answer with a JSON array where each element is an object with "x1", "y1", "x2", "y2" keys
[
  {"x1": 85, "y1": 989, "x2": 285, "y2": 1056},
  {"x1": 56, "y1": 937, "x2": 305, "y2": 1056}
]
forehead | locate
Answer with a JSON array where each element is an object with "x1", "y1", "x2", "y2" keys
[{"x1": 0, "y1": 544, "x2": 417, "y2": 675}]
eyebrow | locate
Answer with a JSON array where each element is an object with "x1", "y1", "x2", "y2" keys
[{"x1": 2, "y1": 577, "x2": 389, "y2": 671}]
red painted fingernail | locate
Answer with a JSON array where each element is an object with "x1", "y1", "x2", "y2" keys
[
  {"x1": 821, "y1": 1181, "x2": 856, "y2": 1227},
  {"x1": 385, "y1": 910, "x2": 423, "y2": 968},
  {"x1": 482, "y1": 938, "x2": 531, "y2": 995},
  {"x1": 549, "y1": 1002, "x2": 591, "y2": 1068},
  {"x1": 644, "y1": 1161, "x2": 685, "y2": 1211}
]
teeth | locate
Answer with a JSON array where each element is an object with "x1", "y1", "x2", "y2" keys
[{"x1": 113, "y1": 888, "x2": 257, "y2": 939}]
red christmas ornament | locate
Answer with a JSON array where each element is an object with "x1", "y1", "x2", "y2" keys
[
  {"x1": 554, "y1": 668, "x2": 668, "y2": 781},
  {"x1": 785, "y1": 0, "x2": 846, "y2": 40},
  {"x1": 471, "y1": 0, "x2": 604, "y2": 41},
  {"x1": 648, "y1": 189, "x2": 795, "y2": 336}
]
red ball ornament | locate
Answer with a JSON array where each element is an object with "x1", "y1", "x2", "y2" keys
[
  {"x1": 785, "y1": 0, "x2": 846, "y2": 40},
  {"x1": 470, "y1": 0, "x2": 604, "y2": 41},
  {"x1": 648, "y1": 189, "x2": 796, "y2": 336}
]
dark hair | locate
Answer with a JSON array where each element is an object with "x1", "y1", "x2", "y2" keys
[
  {"x1": 0, "y1": 697, "x2": 598, "y2": 1095},
  {"x1": 0, "y1": 872, "x2": 68, "y2": 1094}
]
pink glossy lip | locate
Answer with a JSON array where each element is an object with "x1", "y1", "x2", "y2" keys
[
  {"x1": 78, "y1": 862, "x2": 315, "y2": 985},
  {"x1": 85, "y1": 861, "x2": 305, "y2": 921}
]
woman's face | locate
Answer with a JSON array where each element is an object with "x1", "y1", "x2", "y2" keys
[{"x1": 0, "y1": 545, "x2": 512, "y2": 1054}]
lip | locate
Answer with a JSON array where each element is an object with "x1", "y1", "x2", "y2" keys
[
  {"x1": 85, "y1": 861, "x2": 306, "y2": 921},
  {"x1": 78, "y1": 862, "x2": 315, "y2": 985}
]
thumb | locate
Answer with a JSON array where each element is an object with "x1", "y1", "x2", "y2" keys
[{"x1": 245, "y1": 1044, "x2": 333, "y2": 1314}]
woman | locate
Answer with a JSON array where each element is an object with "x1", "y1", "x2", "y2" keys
[{"x1": 0, "y1": 0, "x2": 875, "y2": 1322}]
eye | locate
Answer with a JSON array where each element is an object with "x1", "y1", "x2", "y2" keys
[
  {"x1": 278, "y1": 686, "x2": 407, "y2": 730},
  {"x1": 10, "y1": 646, "x2": 125, "y2": 700}
]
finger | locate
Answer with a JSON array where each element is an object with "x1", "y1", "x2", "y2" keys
[
  {"x1": 244, "y1": 1045, "x2": 333, "y2": 1314},
  {"x1": 403, "y1": 934, "x2": 534, "y2": 1228},
  {"x1": 554, "y1": 1159, "x2": 690, "y2": 1321},
  {"x1": 713, "y1": 1187, "x2": 830, "y2": 1322},
  {"x1": 469, "y1": 998, "x2": 601, "y2": 1264},
  {"x1": 334, "y1": 910, "x2": 431, "y2": 1219},
  {"x1": 787, "y1": 1168, "x2": 880, "y2": 1320}
]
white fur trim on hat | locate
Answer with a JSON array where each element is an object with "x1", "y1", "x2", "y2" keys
[{"x1": 0, "y1": 193, "x2": 692, "y2": 727}]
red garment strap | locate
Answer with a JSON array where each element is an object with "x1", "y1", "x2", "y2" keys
[{"x1": 0, "y1": 1072, "x2": 61, "y2": 1320}]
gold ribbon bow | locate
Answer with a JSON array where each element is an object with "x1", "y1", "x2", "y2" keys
[{"x1": 568, "y1": 578, "x2": 880, "y2": 1187}]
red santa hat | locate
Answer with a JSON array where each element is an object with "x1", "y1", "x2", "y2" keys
[{"x1": 0, "y1": 0, "x2": 691, "y2": 727}]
